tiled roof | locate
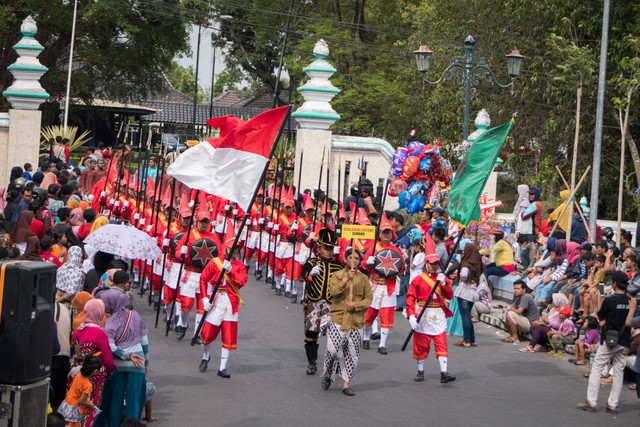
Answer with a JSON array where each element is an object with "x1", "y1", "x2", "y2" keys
[{"x1": 140, "y1": 100, "x2": 266, "y2": 125}]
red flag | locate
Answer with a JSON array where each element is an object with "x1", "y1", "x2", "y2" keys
[{"x1": 168, "y1": 107, "x2": 288, "y2": 211}]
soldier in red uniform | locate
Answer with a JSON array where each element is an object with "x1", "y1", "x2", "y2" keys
[
  {"x1": 198, "y1": 230, "x2": 248, "y2": 378},
  {"x1": 291, "y1": 194, "x2": 315, "y2": 303},
  {"x1": 272, "y1": 186, "x2": 298, "y2": 296},
  {"x1": 243, "y1": 189, "x2": 264, "y2": 272},
  {"x1": 162, "y1": 199, "x2": 190, "y2": 328},
  {"x1": 406, "y1": 233, "x2": 456, "y2": 384},
  {"x1": 174, "y1": 206, "x2": 223, "y2": 340},
  {"x1": 362, "y1": 212, "x2": 405, "y2": 355}
]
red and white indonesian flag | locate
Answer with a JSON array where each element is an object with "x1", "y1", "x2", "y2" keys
[{"x1": 167, "y1": 106, "x2": 288, "y2": 211}]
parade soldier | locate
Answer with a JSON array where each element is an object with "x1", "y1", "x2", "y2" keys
[
  {"x1": 301, "y1": 228, "x2": 343, "y2": 375},
  {"x1": 321, "y1": 247, "x2": 372, "y2": 396},
  {"x1": 174, "y1": 206, "x2": 223, "y2": 340},
  {"x1": 406, "y1": 233, "x2": 456, "y2": 384},
  {"x1": 362, "y1": 212, "x2": 405, "y2": 354},
  {"x1": 243, "y1": 188, "x2": 264, "y2": 272},
  {"x1": 274, "y1": 186, "x2": 299, "y2": 297},
  {"x1": 162, "y1": 199, "x2": 190, "y2": 329},
  {"x1": 290, "y1": 194, "x2": 315, "y2": 303},
  {"x1": 198, "y1": 229, "x2": 247, "y2": 378}
]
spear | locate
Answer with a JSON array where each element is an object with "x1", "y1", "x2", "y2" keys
[
  {"x1": 289, "y1": 148, "x2": 304, "y2": 297},
  {"x1": 270, "y1": 156, "x2": 286, "y2": 286},
  {"x1": 154, "y1": 178, "x2": 177, "y2": 328},
  {"x1": 165, "y1": 189, "x2": 200, "y2": 336},
  {"x1": 191, "y1": 106, "x2": 290, "y2": 346},
  {"x1": 337, "y1": 152, "x2": 341, "y2": 220},
  {"x1": 254, "y1": 173, "x2": 267, "y2": 277},
  {"x1": 143, "y1": 156, "x2": 166, "y2": 302},
  {"x1": 264, "y1": 157, "x2": 281, "y2": 282},
  {"x1": 323, "y1": 163, "x2": 330, "y2": 226},
  {"x1": 100, "y1": 121, "x2": 123, "y2": 214}
]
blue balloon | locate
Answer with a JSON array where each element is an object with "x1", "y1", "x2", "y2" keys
[
  {"x1": 407, "y1": 194, "x2": 425, "y2": 215},
  {"x1": 419, "y1": 157, "x2": 433, "y2": 172},
  {"x1": 398, "y1": 190, "x2": 411, "y2": 209},
  {"x1": 407, "y1": 181, "x2": 422, "y2": 197}
]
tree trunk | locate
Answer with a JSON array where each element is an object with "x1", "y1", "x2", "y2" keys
[
  {"x1": 332, "y1": 0, "x2": 342, "y2": 21},
  {"x1": 353, "y1": 0, "x2": 366, "y2": 41},
  {"x1": 611, "y1": 107, "x2": 640, "y2": 190}
]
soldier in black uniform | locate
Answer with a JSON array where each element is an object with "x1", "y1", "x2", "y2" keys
[{"x1": 301, "y1": 228, "x2": 343, "y2": 375}]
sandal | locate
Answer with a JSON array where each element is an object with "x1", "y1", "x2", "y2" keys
[
  {"x1": 463, "y1": 343, "x2": 471, "y2": 348},
  {"x1": 518, "y1": 346, "x2": 534, "y2": 353},
  {"x1": 605, "y1": 406, "x2": 618, "y2": 414},
  {"x1": 501, "y1": 337, "x2": 516, "y2": 343},
  {"x1": 454, "y1": 341, "x2": 466, "y2": 346},
  {"x1": 576, "y1": 401, "x2": 596, "y2": 412},
  {"x1": 470, "y1": 342, "x2": 478, "y2": 347}
]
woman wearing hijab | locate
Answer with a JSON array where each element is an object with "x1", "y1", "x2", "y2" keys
[
  {"x1": 521, "y1": 186, "x2": 543, "y2": 236},
  {"x1": 513, "y1": 185, "x2": 531, "y2": 237},
  {"x1": 454, "y1": 242, "x2": 483, "y2": 347},
  {"x1": 541, "y1": 240, "x2": 575, "y2": 304},
  {"x1": 547, "y1": 190, "x2": 571, "y2": 239},
  {"x1": 69, "y1": 207, "x2": 85, "y2": 236},
  {"x1": 99, "y1": 289, "x2": 149, "y2": 425},
  {"x1": 548, "y1": 241, "x2": 581, "y2": 299},
  {"x1": 89, "y1": 215, "x2": 109, "y2": 234},
  {"x1": 55, "y1": 246, "x2": 86, "y2": 310},
  {"x1": 67, "y1": 299, "x2": 116, "y2": 427},
  {"x1": 71, "y1": 292, "x2": 103, "y2": 335},
  {"x1": 84, "y1": 252, "x2": 114, "y2": 293},
  {"x1": 9, "y1": 210, "x2": 34, "y2": 255},
  {"x1": 20, "y1": 235, "x2": 42, "y2": 261}
]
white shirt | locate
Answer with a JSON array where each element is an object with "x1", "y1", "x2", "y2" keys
[{"x1": 410, "y1": 252, "x2": 425, "y2": 283}]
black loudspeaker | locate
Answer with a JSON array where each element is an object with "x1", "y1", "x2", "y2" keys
[{"x1": 0, "y1": 261, "x2": 56, "y2": 385}]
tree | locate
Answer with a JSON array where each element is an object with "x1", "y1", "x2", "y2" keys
[
  {"x1": 0, "y1": 0, "x2": 206, "y2": 108},
  {"x1": 165, "y1": 60, "x2": 208, "y2": 102}
]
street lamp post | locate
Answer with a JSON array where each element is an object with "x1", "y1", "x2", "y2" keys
[{"x1": 414, "y1": 36, "x2": 524, "y2": 141}]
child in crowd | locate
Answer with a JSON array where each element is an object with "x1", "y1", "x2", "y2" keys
[
  {"x1": 57, "y1": 355, "x2": 102, "y2": 427},
  {"x1": 409, "y1": 235, "x2": 425, "y2": 283},
  {"x1": 547, "y1": 305, "x2": 577, "y2": 356},
  {"x1": 143, "y1": 380, "x2": 158, "y2": 423},
  {"x1": 40, "y1": 236, "x2": 61, "y2": 268},
  {"x1": 568, "y1": 316, "x2": 600, "y2": 366},
  {"x1": 23, "y1": 162, "x2": 33, "y2": 180},
  {"x1": 51, "y1": 227, "x2": 68, "y2": 265},
  {"x1": 578, "y1": 254, "x2": 606, "y2": 315}
]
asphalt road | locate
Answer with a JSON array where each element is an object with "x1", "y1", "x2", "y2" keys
[{"x1": 135, "y1": 274, "x2": 638, "y2": 427}]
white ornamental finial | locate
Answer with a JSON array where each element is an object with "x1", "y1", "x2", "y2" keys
[
  {"x1": 313, "y1": 39, "x2": 329, "y2": 58},
  {"x1": 21, "y1": 15, "x2": 38, "y2": 35},
  {"x1": 292, "y1": 40, "x2": 341, "y2": 130},
  {"x1": 475, "y1": 109, "x2": 490, "y2": 129},
  {"x1": 3, "y1": 16, "x2": 50, "y2": 110}
]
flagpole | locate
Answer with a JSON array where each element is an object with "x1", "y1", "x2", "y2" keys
[
  {"x1": 290, "y1": 148, "x2": 304, "y2": 298},
  {"x1": 270, "y1": 156, "x2": 286, "y2": 289},
  {"x1": 166, "y1": 189, "x2": 200, "y2": 337},
  {"x1": 145, "y1": 158, "x2": 167, "y2": 304},
  {"x1": 265, "y1": 157, "x2": 282, "y2": 283},
  {"x1": 155, "y1": 178, "x2": 177, "y2": 328},
  {"x1": 323, "y1": 164, "x2": 330, "y2": 226},
  {"x1": 191, "y1": 106, "x2": 291, "y2": 345},
  {"x1": 255, "y1": 174, "x2": 266, "y2": 278},
  {"x1": 401, "y1": 228, "x2": 465, "y2": 352}
]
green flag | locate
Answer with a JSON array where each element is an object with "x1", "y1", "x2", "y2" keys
[{"x1": 447, "y1": 119, "x2": 514, "y2": 226}]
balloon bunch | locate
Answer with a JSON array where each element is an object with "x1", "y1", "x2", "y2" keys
[{"x1": 388, "y1": 139, "x2": 454, "y2": 214}]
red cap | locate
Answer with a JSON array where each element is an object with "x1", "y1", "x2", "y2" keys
[
  {"x1": 303, "y1": 193, "x2": 315, "y2": 211},
  {"x1": 145, "y1": 175, "x2": 155, "y2": 199},
  {"x1": 378, "y1": 211, "x2": 393, "y2": 232},
  {"x1": 557, "y1": 305, "x2": 572, "y2": 317},
  {"x1": 178, "y1": 190, "x2": 192, "y2": 218},
  {"x1": 196, "y1": 210, "x2": 211, "y2": 221},
  {"x1": 338, "y1": 201, "x2": 347, "y2": 220},
  {"x1": 423, "y1": 232, "x2": 440, "y2": 265},
  {"x1": 357, "y1": 208, "x2": 371, "y2": 225}
]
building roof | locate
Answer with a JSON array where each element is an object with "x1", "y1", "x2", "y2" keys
[{"x1": 140, "y1": 100, "x2": 266, "y2": 125}]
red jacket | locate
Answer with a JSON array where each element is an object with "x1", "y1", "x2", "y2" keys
[
  {"x1": 406, "y1": 272, "x2": 453, "y2": 318},
  {"x1": 200, "y1": 257, "x2": 247, "y2": 314}
]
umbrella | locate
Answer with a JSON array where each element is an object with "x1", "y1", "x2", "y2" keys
[{"x1": 83, "y1": 223, "x2": 161, "y2": 261}]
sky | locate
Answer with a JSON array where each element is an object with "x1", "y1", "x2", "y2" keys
[{"x1": 177, "y1": 25, "x2": 229, "y2": 90}]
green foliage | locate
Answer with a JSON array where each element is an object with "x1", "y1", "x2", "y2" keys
[
  {"x1": 0, "y1": 0, "x2": 202, "y2": 108},
  {"x1": 165, "y1": 60, "x2": 208, "y2": 102},
  {"x1": 40, "y1": 125, "x2": 92, "y2": 151}
]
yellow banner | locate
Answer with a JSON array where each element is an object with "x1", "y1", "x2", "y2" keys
[{"x1": 340, "y1": 224, "x2": 376, "y2": 240}]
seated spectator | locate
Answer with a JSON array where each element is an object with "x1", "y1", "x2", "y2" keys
[
  {"x1": 578, "y1": 255, "x2": 607, "y2": 314},
  {"x1": 565, "y1": 251, "x2": 594, "y2": 309},
  {"x1": 471, "y1": 276, "x2": 492, "y2": 322},
  {"x1": 547, "y1": 305, "x2": 577, "y2": 356},
  {"x1": 501, "y1": 281, "x2": 539, "y2": 345},
  {"x1": 482, "y1": 229, "x2": 515, "y2": 281},
  {"x1": 519, "y1": 293, "x2": 567, "y2": 353},
  {"x1": 569, "y1": 316, "x2": 600, "y2": 365}
]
